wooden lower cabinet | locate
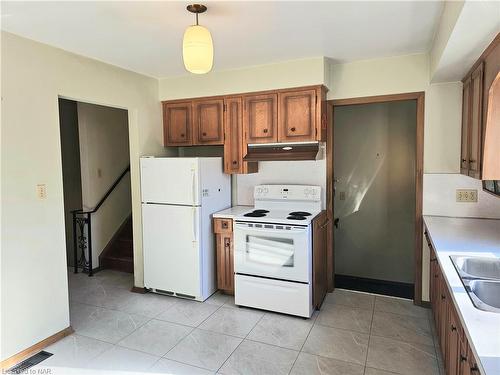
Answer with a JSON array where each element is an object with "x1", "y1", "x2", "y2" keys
[
  {"x1": 428, "y1": 231, "x2": 482, "y2": 375},
  {"x1": 312, "y1": 211, "x2": 328, "y2": 309},
  {"x1": 214, "y1": 218, "x2": 234, "y2": 294}
]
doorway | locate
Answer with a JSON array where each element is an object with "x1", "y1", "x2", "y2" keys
[
  {"x1": 329, "y1": 93, "x2": 424, "y2": 302},
  {"x1": 58, "y1": 98, "x2": 133, "y2": 274}
]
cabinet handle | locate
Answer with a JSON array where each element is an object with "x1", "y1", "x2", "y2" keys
[
  {"x1": 202, "y1": 132, "x2": 207, "y2": 136},
  {"x1": 470, "y1": 365, "x2": 479, "y2": 373},
  {"x1": 441, "y1": 295, "x2": 446, "y2": 300},
  {"x1": 451, "y1": 325, "x2": 457, "y2": 332},
  {"x1": 181, "y1": 133, "x2": 185, "y2": 137},
  {"x1": 263, "y1": 129, "x2": 268, "y2": 133},
  {"x1": 224, "y1": 239, "x2": 231, "y2": 248},
  {"x1": 430, "y1": 258, "x2": 437, "y2": 262},
  {"x1": 222, "y1": 221, "x2": 228, "y2": 229},
  {"x1": 460, "y1": 355, "x2": 467, "y2": 362},
  {"x1": 469, "y1": 159, "x2": 476, "y2": 163},
  {"x1": 232, "y1": 160, "x2": 237, "y2": 165},
  {"x1": 290, "y1": 127, "x2": 296, "y2": 132},
  {"x1": 462, "y1": 159, "x2": 467, "y2": 162}
]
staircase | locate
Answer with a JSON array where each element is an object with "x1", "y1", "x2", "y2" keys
[{"x1": 99, "y1": 216, "x2": 134, "y2": 273}]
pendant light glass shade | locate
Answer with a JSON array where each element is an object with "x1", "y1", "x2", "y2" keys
[{"x1": 183, "y1": 25, "x2": 213, "y2": 74}]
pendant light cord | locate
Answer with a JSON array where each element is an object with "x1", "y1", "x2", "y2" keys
[{"x1": 195, "y1": 13, "x2": 199, "y2": 25}]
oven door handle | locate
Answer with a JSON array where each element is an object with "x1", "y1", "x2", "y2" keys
[{"x1": 234, "y1": 223, "x2": 308, "y2": 234}]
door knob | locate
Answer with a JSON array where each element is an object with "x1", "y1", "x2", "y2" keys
[{"x1": 334, "y1": 218, "x2": 340, "y2": 229}]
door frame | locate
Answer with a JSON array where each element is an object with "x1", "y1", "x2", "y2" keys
[{"x1": 326, "y1": 91, "x2": 425, "y2": 305}]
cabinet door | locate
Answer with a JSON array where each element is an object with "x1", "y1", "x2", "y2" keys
[
  {"x1": 312, "y1": 212, "x2": 328, "y2": 309},
  {"x1": 439, "y1": 283, "x2": 449, "y2": 360},
  {"x1": 193, "y1": 99, "x2": 224, "y2": 145},
  {"x1": 447, "y1": 306, "x2": 460, "y2": 375},
  {"x1": 278, "y1": 88, "x2": 317, "y2": 142},
  {"x1": 469, "y1": 63, "x2": 484, "y2": 178},
  {"x1": 243, "y1": 93, "x2": 278, "y2": 144},
  {"x1": 461, "y1": 78, "x2": 471, "y2": 174},
  {"x1": 216, "y1": 233, "x2": 234, "y2": 294},
  {"x1": 224, "y1": 97, "x2": 258, "y2": 174},
  {"x1": 163, "y1": 102, "x2": 192, "y2": 146}
]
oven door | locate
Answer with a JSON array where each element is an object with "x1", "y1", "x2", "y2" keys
[{"x1": 234, "y1": 222, "x2": 311, "y2": 283}]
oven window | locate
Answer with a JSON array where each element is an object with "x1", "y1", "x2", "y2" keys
[{"x1": 246, "y1": 235, "x2": 294, "y2": 267}]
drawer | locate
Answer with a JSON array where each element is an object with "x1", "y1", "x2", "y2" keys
[{"x1": 214, "y1": 218, "x2": 233, "y2": 233}]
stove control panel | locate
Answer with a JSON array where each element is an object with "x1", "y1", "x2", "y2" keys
[{"x1": 254, "y1": 185, "x2": 321, "y2": 201}]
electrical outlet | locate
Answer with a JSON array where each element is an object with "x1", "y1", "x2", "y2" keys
[
  {"x1": 36, "y1": 184, "x2": 47, "y2": 200},
  {"x1": 456, "y1": 189, "x2": 478, "y2": 202}
]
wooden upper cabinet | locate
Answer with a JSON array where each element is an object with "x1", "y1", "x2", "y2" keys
[
  {"x1": 468, "y1": 63, "x2": 484, "y2": 178},
  {"x1": 193, "y1": 99, "x2": 224, "y2": 145},
  {"x1": 278, "y1": 88, "x2": 317, "y2": 142},
  {"x1": 461, "y1": 78, "x2": 471, "y2": 174},
  {"x1": 243, "y1": 93, "x2": 278, "y2": 144},
  {"x1": 224, "y1": 97, "x2": 258, "y2": 174},
  {"x1": 163, "y1": 102, "x2": 192, "y2": 146}
]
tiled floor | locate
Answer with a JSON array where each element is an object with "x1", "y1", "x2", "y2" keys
[{"x1": 34, "y1": 269, "x2": 445, "y2": 374}]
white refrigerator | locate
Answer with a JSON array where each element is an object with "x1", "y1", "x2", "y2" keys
[{"x1": 140, "y1": 157, "x2": 231, "y2": 301}]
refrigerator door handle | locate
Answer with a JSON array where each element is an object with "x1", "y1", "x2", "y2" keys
[
  {"x1": 191, "y1": 167, "x2": 196, "y2": 206},
  {"x1": 192, "y1": 207, "x2": 197, "y2": 243}
]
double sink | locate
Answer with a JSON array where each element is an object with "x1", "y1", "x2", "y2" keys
[{"x1": 451, "y1": 256, "x2": 500, "y2": 313}]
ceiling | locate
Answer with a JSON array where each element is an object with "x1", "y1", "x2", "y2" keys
[{"x1": 1, "y1": 1, "x2": 444, "y2": 78}]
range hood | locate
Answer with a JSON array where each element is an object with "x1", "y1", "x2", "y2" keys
[{"x1": 243, "y1": 141, "x2": 320, "y2": 161}]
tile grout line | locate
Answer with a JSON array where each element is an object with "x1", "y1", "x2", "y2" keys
[
  {"x1": 214, "y1": 307, "x2": 268, "y2": 373},
  {"x1": 362, "y1": 295, "x2": 376, "y2": 374}
]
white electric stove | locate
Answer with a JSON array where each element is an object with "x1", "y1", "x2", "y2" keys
[{"x1": 233, "y1": 184, "x2": 322, "y2": 318}]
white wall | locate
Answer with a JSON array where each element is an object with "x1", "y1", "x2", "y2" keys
[
  {"x1": 0, "y1": 32, "x2": 167, "y2": 361},
  {"x1": 77, "y1": 102, "x2": 132, "y2": 266},
  {"x1": 326, "y1": 54, "x2": 464, "y2": 174}
]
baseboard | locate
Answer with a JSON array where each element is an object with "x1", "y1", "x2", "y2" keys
[
  {"x1": 0, "y1": 326, "x2": 73, "y2": 370},
  {"x1": 420, "y1": 300, "x2": 431, "y2": 308},
  {"x1": 131, "y1": 286, "x2": 148, "y2": 294},
  {"x1": 335, "y1": 274, "x2": 414, "y2": 299}
]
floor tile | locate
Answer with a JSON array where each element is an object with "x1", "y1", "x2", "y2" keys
[
  {"x1": 302, "y1": 325, "x2": 369, "y2": 365},
  {"x1": 118, "y1": 319, "x2": 192, "y2": 356},
  {"x1": 371, "y1": 311, "x2": 433, "y2": 345},
  {"x1": 114, "y1": 292, "x2": 179, "y2": 318},
  {"x1": 70, "y1": 302, "x2": 149, "y2": 343},
  {"x1": 199, "y1": 306, "x2": 263, "y2": 338},
  {"x1": 204, "y1": 291, "x2": 232, "y2": 306},
  {"x1": 87, "y1": 346, "x2": 159, "y2": 372},
  {"x1": 246, "y1": 312, "x2": 314, "y2": 350},
  {"x1": 364, "y1": 368, "x2": 400, "y2": 375},
  {"x1": 374, "y1": 296, "x2": 428, "y2": 318},
  {"x1": 316, "y1": 304, "x2": 373, "y2": 333},
  {"x1": 323, "y1": 289, "x2": 375, "y2": 310},
  {"x1": 165, "y1": 329, "x2": 241, "y2": 371},
  {"x1": 156, "y1": 299, "x2": 219, "y2": 327},
  {"x1": 41, "y1": 334, "x2": 113, "y2": 368},
  {"x1": 148, "y1": 358, "x2": 214, "y2": 374},
  {"x1": 219, "y1": 340, "x2": 298, "y2": 375},
  {"x1": 366, "y1": 335, "x2": 439, "y2": 375},
  {"x1": 289, "y1": 352, "x2": 364, "y2": 375}
]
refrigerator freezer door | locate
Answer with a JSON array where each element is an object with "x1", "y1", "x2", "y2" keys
[
  {"x1": 141, "y1": 158, "x2": 200, "y2": 205},
  {"x1": 142, "y1": 203, "x2": 201, "y2": 299}
]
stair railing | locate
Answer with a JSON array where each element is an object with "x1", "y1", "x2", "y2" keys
[{"x1": 71, "y1": 165, "x2": 130, "y2": 276}]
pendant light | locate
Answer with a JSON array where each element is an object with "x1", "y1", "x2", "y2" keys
[{"x1": 183, "y1": 4, "x2": 213, "y2": 74}]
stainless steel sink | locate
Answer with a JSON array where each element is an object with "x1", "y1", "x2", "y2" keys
[
  {"x1": 451, "y1": 256, "x2": 500, "y2": 280},
  {"x1": 451, "y1": 256, "x2": 500, "y2": 313},
  {"x1": 468, "y1": 280, "x2": 500, "y2": 313}
]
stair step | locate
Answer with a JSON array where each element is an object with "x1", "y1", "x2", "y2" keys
[{"x1": 99, "y1": 216, "x2": 134, "y2": 273}]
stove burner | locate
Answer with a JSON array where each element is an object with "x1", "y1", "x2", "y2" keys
[
  {"x1": 244, "y1": 212, "x2": 267, "y2": 217},
  {"x1": 287, "y1": 215, "x2": 307, "y2": 220},
  {"x1": 289, "y1": 211, "x2": 311, "y2": 216},
  {"x1": 252, "y1": 209, "x2": 270, "y2": 214}
]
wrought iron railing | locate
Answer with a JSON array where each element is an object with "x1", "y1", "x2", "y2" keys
[{"x1": 72, "y1": 165, "x2": 130, "y2": 276}]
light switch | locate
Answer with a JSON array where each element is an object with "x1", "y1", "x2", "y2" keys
[
  {"x1": 97, "y1": 168, "x2": 102, "y2": 178},
  {"x1": 36, "y1": 184, "x2": 47, "y2": 199},
  {"x1": 456, "y1": 189, "x2": 478, "y2": 202},
  {"x1": 339, "y1": 191, "x2": 346, "y2": 201}
]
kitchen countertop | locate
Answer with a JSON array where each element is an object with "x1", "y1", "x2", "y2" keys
[
  {"x1": 213, "y1": 206, "x2": 252, "y2": 219},
  {"x1": 424, "y1": 215, "x2": 500, "y2": 375}
]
